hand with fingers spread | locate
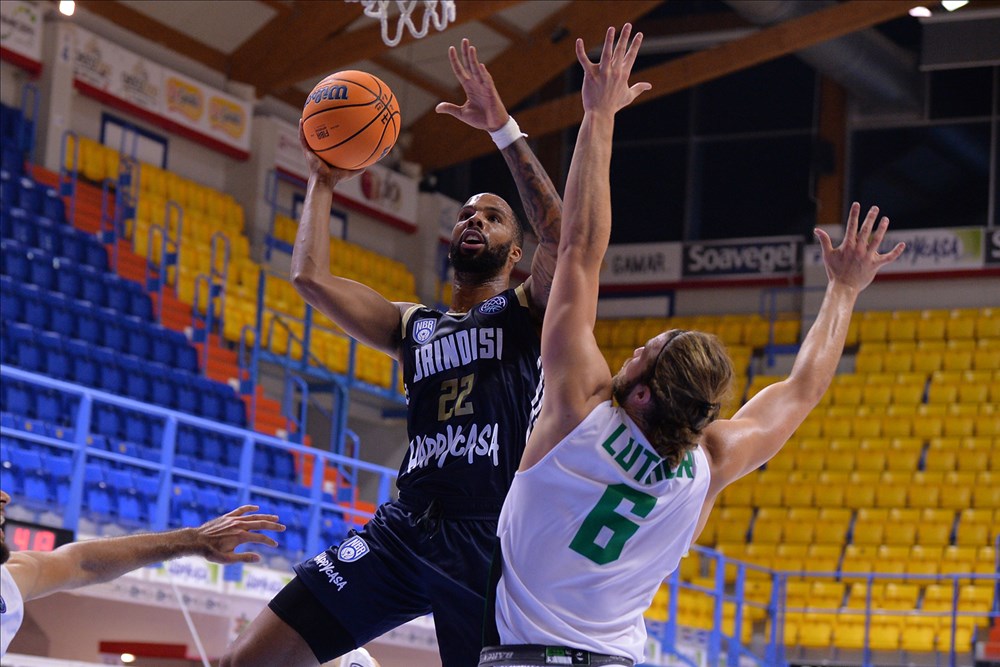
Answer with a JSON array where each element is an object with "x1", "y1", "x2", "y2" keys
[
  {"x1": 194, "y1": 505, "x2": 286, "y2": 564},
  {"x1": 436, "y1": 38, "x2": 509, "y2": 131},
  {"x1": 298, "y1": 119, "x2": 365, "y2": 192},
  {"x1": 814, "y1": 202, "x2": 906, "y2": 293},
  {"x1": 575, "y1": 24, "x2": 651, "y2": 115}
]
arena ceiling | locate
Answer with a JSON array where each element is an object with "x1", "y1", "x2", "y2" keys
[{"x1": 69, "y1": 0, "x2": 999, "y2": 177}]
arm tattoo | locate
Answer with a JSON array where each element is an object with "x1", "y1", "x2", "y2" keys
[{"x1": 501, "y1": 139, "x2": 562, "y2": 249}]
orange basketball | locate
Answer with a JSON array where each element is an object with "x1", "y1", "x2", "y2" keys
[{"x1": 301, "y1": 70, "x2": 401, "y2": 170}]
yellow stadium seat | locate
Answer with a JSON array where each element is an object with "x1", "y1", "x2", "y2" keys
[
  {"x1": 885, "y1": 449, "x2": 920, "y2": 471},
  {"x1": 912, "y1": 351, "x2": 943, "y2": 373},
  {"x1": 944, "y1": 416, "x2": 975, "y2": 438},
  {"x1": 943, "y1": 348, "x2": 974, "y2": 371},
  {"x1": 784, "y1": 484, "x2": 815, "y2": 508},
  {"x1": 873, "y1": 484, "x2": 907, "y2": 509},
  {"x1": 940, "y1": 484, "x2": 973, "y2": 510},
  {"x1": 917, "y1": 316, "x2": 948, "y2": 341},
  {"x1": 752, "y1": 519, "x2": 783, "y2": 543},
  {"x1": 913, "y1": 416, "x2": 945, "y2": 439},
  {"x1": 716, "y1": 519, "x2": 750, "y2": 544},
  {"x1": 868, "y1": 624, "x2": 901, "y2": 650},
  {"x1": 852, "y1": 416, "x2": 882, "y2": 438},
  {"x1": 892, "y1": 382, "x2": 924, "y2": 405},
  {"x1": 947, "y1": 316, "x2": 977, "y2": 341},
  {"x1": 753, "y1": 484, "x2": 784, "y2": 507},
  {"x1": 973, "y1": 348, "x2": 1000, "y2": 371},
  {"x1": 883, "y1": 350, "x2": 912, "y2": 372},
  {"x1": 976, "y1": 414, "x2": 1000, "y2": 437},
  {"x1": 883, "y1": 523, "x2": 917, "y2": 546},
  {"x1": 798, "y1": 622, "x2": 833, "y2": 648},
  {"x1": 833, "y1": 622, "x2": 867, "y2": 649},
  {"x1": 927, "y1": 382, "x2": 959, "y2": 404},
  {"x1": 956, "y1": 522, "x2": 989, "y2": 546},
  {"x1": 888, "y1": 316, "x2": 917, "y2": 342},
  {"x1": 795, "y1": 451, "x2": 825, "y2": 472},
  {"x1": 917, "y1": 521, "x2": 951, "y2": 545},
  {"x1": 957, "y1": 449, "x2": 988, "y2": 472},
  {"x1": 832, "y1": 384, "x2": 863, "y2": 405},
  {"x1": 859, "y1": 318, "x2": 889, "y2": 343}
]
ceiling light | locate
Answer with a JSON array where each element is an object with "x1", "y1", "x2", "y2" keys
[
  {"x1": 120, "y1": 654, "x2": 136, "y2": 664},
  {"x1": 940, "y1": 0, "x2": 969, "y2": 10},
  {"x1": 58, "y1": 0, "x2": 75, "y2": 16},
  {"x1": 909, "y1": 6, "x2": 933, "y2": 16}
]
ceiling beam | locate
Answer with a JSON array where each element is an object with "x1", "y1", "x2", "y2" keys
[
  {"x1": 259, "y1": 0, "x2": 524, "y2": 93},
  {"x1": 481, "y1": 15, "x2": 528, "y2": 43},
  {"x1": 374, "y1": 55, "x2": 454, "y2": 101},
  {"x1": 415, "y1": 0, "x2": 923, "y2": 171},
  {"x1": 262, "y1": 0, "x2": 523, "y2": 89},
  {"x1": 407, "y1": 0, "x2": 663, "y2": 164},
  {"x1": 229, "y1": 2, "x2": 364, "y2": 88},
  {"x1": 76, "y1": 0, "x2": 228, "y2": 71}
]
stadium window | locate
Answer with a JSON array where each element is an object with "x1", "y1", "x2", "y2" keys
[
  {"x1": 100, "y1": 113, "x2": 168, "y2": 168},
  {"x1": 850, "y1": 122, "x2": 991, "y2": 229}
]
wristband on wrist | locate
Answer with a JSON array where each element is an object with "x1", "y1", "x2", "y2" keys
[{"x1": 489, "y1": 116, "x2": 527, "y2": 150}]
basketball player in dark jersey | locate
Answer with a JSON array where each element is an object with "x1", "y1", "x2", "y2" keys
[{"x1": 221, "y1": 40, "x2": 560, "y2": 667}]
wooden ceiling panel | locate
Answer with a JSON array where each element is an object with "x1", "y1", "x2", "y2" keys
[{"x1": 415, "y1": 0, "x2": 923, "y2": 170}]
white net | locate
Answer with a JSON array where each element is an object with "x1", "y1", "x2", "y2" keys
[{"x1": 348, "y1": 0, "x2": 457, "y2": 47}]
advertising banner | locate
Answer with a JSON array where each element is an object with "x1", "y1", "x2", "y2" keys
[
  {"x1": 64, "y1": 25, "x2": 252, "y2": 156},
  {"x1": 873, "y1": 227, "x2": 983, "y2": 273},
  {"x1": 682, "y1": 237, "x2": 800, "y2": 279},
  {"x1": 600, "y1": 242, "x2": 683, "y2": 286},
  {"x1": 274, "y1": 119, "x2": 418, "y2": 230},
  {"x1": 0, "y1": 0, "x2": 42, "y2": 70},
  {"x1": 982, "y1": 227, "x2": 1000, "y2": 266}
]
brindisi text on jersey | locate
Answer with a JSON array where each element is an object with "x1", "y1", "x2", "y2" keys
[
  {"x1": 405, "y1": 422, "x2": 501, "y2": 473},
  {"x1": 411, "y1": 327, "x2": 503, "y2": 383}
]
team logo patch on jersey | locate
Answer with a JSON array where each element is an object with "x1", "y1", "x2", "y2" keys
[
  {"x1": 478, "y1": 294, "x2": 508, "y2": 315},
  {"x1": 413, "y1": 318, "x2": 437, "y2": 344},
  {"x1": 337, "y1": 535, "x2": 370, "y2": 563}
]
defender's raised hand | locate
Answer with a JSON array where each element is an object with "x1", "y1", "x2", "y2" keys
[
  {"x1": 435, "y1": 38, "x2": 509, "y2": 131},
  {"x1": 575, "y1": 24, "x2": 651, "y2": 115},
  {"x1": 194, "y1": 505, "x2": 285, "y2": 564},
  {"x1": 814, "y1": 202, "x2": 906, "y2": 293}
]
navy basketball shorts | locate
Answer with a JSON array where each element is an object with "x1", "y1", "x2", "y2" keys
[{"x1": 277, "y1": 493, "x2": 502, "y2": 667}]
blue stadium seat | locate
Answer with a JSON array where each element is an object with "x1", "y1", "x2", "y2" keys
[
  {"x1": 39, "y1": 331, "x2": 70, "y2": 380},
  {"x1": 2, "y1": 381, "x2": 32, "y2": 417},
  {"x1": 222, "y1": 437, "x2": 243, "y2": 469},
  {"x1": 321, "y1": 513, "x2": 347, "y2": 547},
  {"x1": 27, "y1": 248, "x2": 54, "y2": 290},
  {"x1": 20, "y1": 288, "x2": 47, "y2": 332},
  {"x1": 79, "y1": 265, "x2": 105, "y2": 306},
  {"x1": 122, "y1": 411, "x2": 149, "y2": 445},
  {"x1": 192, "y1": 460, "x2": 219, "y2": 477},
  {"x1": 34, "y1": 217, "x2": 60, "y2": 256},
  {"x1": 176, "y1": 376, "x2": 198, "y2": 414},
  {"x1": 83, "y1": 240, "x2": 107, "y2": 271},
  {"x1": 83, "y1": 462, "x2": 113, "y2": 519},
  {"x1": 284, "y1": 528, "x2": 305, "y2": 555},
  {"x1": 99, "y1": 310, "x2": 126, "y2": 351},
  {"x1": 93, "y1": 403, "x2": 122, "y2": 438},
  {"x1": 89, "y1": 346, "x2": 124, "y2": 394},
  {"x1": 34, "y1": 389, "x2": 63, "y2": 425},
  {"x1": 42, "y1": 452, "x2": 73, "y2": 506},
  {"x1": 11, "y1": 447, "x2": 48, "y2": 506},
  {"x1": 195, "y1": 488, "x2": 222, "y2": 515},
  {"x1": 52, "y1": 257, "x2": 82, "y2": 299},
  {"x1": 1, "y1": 238, "x2": 28, "y2": 281},
  {"x1": 149, "y1": 325, "x2": 176, "y2": 366},
  {"x1": 9, "y1": 321, "x2": 42, "y2": 371},
  {"x1": 201, "y1": 432, "x2": 223, "y2": 461},
  {"x1": 16, "y1": 178, "x2": 42, "y2": 215},
  {"x1": 42, "y1": 189, "x2": 65, "y2": 223},
  {"x1": 175, "y1": 344, "x2": 198, "y2": 373},
  {"x1": 72, "y1": 299, "x2": 102, "y2": 344},
  {"x1": 224, "y1": 397, "x2": 246, "y2": 426},
  {"x1": 106, "y1": 469, "x2": 141, "y2": 523},
  {"x1": 0, "y1": 169, "x2": 15, "y2": 206},
  {"x1": 120, "y1": 356, "x2": 150, "y2": 401},
  {"x1": 176, "y1": 427, "x2": 200, "y2": 458},
  {"x1": 173, "y1": 454, "x2": 195, "y2": 471},
  {"x1": 66, "y1": 339, "x2": 97, "y2": 386},
  {"x1": 123, "y1": 317, "x2": 151, "y2": 358},
  {"x1": 9, "y1": 207, "x2": 35, "y2": 246},
  {"x1": 0, "y1": 147, "x2": 19, "y2": 178},
  {"x1": 150, "y1": 371, "x2": 176, "y2": 409},
  {"x1": 251, "y1": 447, "x2": 274, "y2": 474},
  {"x1": 102, "y1": 273, "x2": 129, "y2": 313},
  {"x1": 57, "y1": 227, "x2": 86, "y2": 264},
  {"x1": 111, "y1": 440, "x2": 139, "y2": 458}
]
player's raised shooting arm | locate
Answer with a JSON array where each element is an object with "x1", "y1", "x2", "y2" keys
[
  {"x1": 434, "y1": 39, "x2": 562, "y2": 315},
  {"x1": 290, "y1": 122, "x2": 412, "y2": 359},
  {"x1": 702, "y1": 205, "x2": 905, "y2": 495},
  {"x1": 500, "y1": 138, "x2": 561, "y2": 315}
]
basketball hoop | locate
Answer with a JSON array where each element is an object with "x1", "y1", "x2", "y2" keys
[{"x1": 348, "y1": 0, "x2": 456, "y2": 47}]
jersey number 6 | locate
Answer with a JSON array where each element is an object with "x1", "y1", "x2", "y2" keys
[{"x1": 569, "y1": 483, "x2": 656, "y2": 565}]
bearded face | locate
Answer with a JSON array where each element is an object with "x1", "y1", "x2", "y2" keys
[{"x1": 449, "y1": 236, "x2": 513, "y2": 278}]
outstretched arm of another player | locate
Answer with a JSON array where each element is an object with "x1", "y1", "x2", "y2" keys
[
  {"x1": 701, "y1": 204, "x2": 906, "y2": 496},
  {"x1": 436, "y1": 39, "x2": 562, "y2": 315},
  {"x1": 6, "y1": 506, "x2": 284, "y2": 602},
  {"x1": 290, "y1": 123, "x2": 412, "y2": 358},
  {"x1": 520, "y1": 26, "x2": 650, "y2": 469}
]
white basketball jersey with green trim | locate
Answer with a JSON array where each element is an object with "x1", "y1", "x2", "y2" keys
[
  {"x1": 1, "y1": 565, "x2": 25, "y2": 659},
  {"x1": 495, "y1": 401, "x2": 710, "y2": 663}
]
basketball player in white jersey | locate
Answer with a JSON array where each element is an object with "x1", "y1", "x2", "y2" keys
[
  {"x1": 0, "y1": 489, "x2": 284, "y2": 660},
  {"x1": 480, "y1": 24, "x2": 906, "y2": 667}
]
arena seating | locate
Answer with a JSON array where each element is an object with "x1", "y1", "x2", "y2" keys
[{"x1": 648, "y1": 306, "x2": 999, "y2": 653}]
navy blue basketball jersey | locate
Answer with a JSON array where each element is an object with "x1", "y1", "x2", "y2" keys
[{"x1": 399, "y1": 285, "x2": 543, "y2": 502}]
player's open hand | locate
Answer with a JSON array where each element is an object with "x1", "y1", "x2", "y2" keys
[
  {"x1": 298, "y1": 120, "x2": 365, "y2": 190},
  {"x1": 576, "y1": 24, "x2": 651, "y2": 115},
  {"x1": 195, "y1": 505, "x2": 285, "y2": 564},
  {"x1": 814, "y1": 202, "x2": 906, "y2": 293},
  {"x1": 436, "y1": 38, "x2": 509, "y2": 132}
]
